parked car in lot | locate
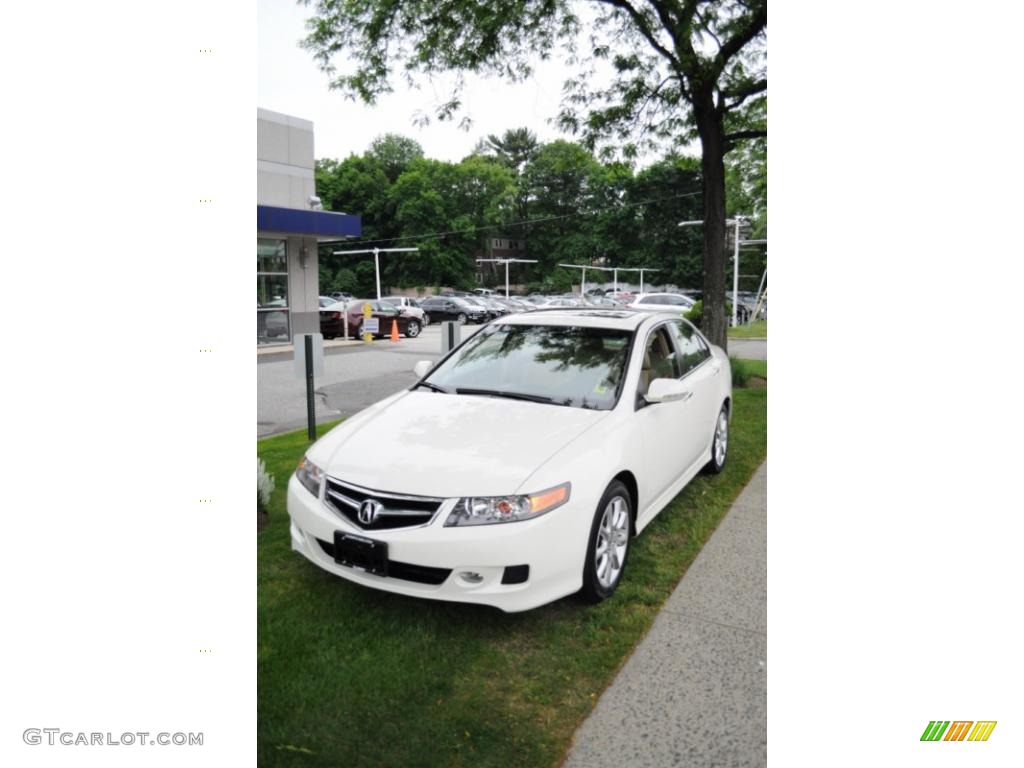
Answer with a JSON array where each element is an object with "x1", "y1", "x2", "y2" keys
[
  {"x1": 582, "y1": 296, "x2": 625, "y2": 308},
  {"x1": 288, "y1": 308, "x2": 732, "y2": 612},
  {"x1": 535, "y1": 296, "x2": 580, "y2": 308},
  {"x1": 380, "y1": 296, "x2": 428, "y2": 324},
  {"x1": 628, "y1": 292, "x2": 696, "y2": 313},
  {"x1": 419, "y1": 296, "x2": 489, "y2": 324},
  {"x1": 320, "y1": 299, "x2": 422, "y2": 339},
  {"x1": 734, "y1": 291, "x2": 766, "y2": 321},
  {"x1": 494, "y1": 297, "x2": 533, "y2": 313},
  {"x1": 330, "y1": 291, "x2": 354, "y2": 303},
  {"x1": 460, "y1": 295, "x2": 502, "y2": 320},
  {"x1": 319, "y1": 296, "x2": 337, "y2": 308}
]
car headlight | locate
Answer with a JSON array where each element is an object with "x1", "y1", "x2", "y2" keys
[
  {"x1": 295, "y1": 456, "x2": 324, "y2": 497},
  {"x1": 444, "y1": 483, "x2": 570, "y2": 526}
]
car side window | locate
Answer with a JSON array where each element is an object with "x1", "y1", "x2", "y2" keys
[
  {"x1": 669, "y1": 320, "x2": 711, "y2": 375},
  {"x1": 638, "y1": 325, "x2": 680, "y2": 395}
]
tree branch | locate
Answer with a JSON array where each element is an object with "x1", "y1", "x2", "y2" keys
[
  {"x1": 720, "y1": 78, "x2": 766, "y2": 113},
  {"x1": 724, "y1": 129, "x2": 767, "y2": 141},
  {"x1": 722, "y1": 77, "x2": 767, "y2": 100},
  {"x1": 712, "y1": 4, "x2": 767, "y2": 76},
  {"x1": 596, "y1": 0, "x2": 680, "y2": 73},
  {"x1": 642, "y1": 0, "x2": 683, "y2": 51}
]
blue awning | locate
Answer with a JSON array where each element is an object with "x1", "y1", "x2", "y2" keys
[{"x1": 257, "y1": 205, "x2": 361, "y2": 240}]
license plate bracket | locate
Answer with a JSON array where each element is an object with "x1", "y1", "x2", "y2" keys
[{"x1": 333, "y1": 531, "x2": 388, "y2": 577}]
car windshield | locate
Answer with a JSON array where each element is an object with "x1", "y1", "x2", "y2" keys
[{"x1": 424, "y1": 323, "x2": 633, "y2": 410}]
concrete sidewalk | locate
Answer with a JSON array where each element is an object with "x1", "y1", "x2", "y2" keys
[{"x1": 563, "y1": 462, "x2": 767, "y2": 768}]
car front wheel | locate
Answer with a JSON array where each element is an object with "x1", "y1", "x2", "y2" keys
[
  {"x1": 703, "y1": 404, "x2": 729, "y2": 474},
  {"x1": 580, "y1": 480, "x2": 632, "y2": 603},
  {"x1": 404, "y1": 321, "x2": 421, "y2": 338},
  {"x1": 457, "y1": 312, "x2": 467, "y2": 323},
  {"x1": 422, "y1": 312, "x2": 431, "y2": 325}
]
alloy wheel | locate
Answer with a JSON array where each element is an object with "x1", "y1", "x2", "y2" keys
[
  {"x1": 714, "y1": 410, "x2": 728, "y2": 467},
  {"x1": 594, "y1": 495, "x2": 630, "y2": 589}
]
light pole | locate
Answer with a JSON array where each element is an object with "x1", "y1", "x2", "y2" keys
[
  {"x1": 558, "y1": 263, "x2": 594, "y2": 298},
  {"x1": 637, "y1": 268, "x2": 658, "y2": 294},
  {"x1": 678, "y1": 217, "x2": 747, "y2": 326},
  {"x1": 560, "y1": 264, "x2": 658, "y2": 297},
  {"x1": 476, "y1": 258, "x2": 538, "y2": 297},
  {"x1": 332, "y1": 246, "x2": 420, "y2": 299}
]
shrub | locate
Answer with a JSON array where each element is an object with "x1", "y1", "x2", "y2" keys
[
  {"x1": 729, "y1": 356, "x2": 750, "y2": 388},
  {"x1": 258, "y1": 458, "x2": 276, "y2": 515},
  {"x1": 685, "y1": 300, "x2": 703, "y2": 327},
  {"x1": 685, "y1": 299, "x2": 734, "y2": 330}
]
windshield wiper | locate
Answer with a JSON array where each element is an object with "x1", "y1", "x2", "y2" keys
[
  {"x1": 454, "y1": 387, "x2": 555, "y2": 404},
  {"x1": 413, "y1": 381, "x2": 450, "y2": 394}
]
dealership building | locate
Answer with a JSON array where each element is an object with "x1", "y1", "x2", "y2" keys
[{"x1": 257, "y1": 108, "x2": 361, "y2": 345}]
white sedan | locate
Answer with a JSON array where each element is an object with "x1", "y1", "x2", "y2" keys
[
  {"x1": 628, "y1": 292, "x2": 696, "y2": 312},
  {"x1": 287, "y1": 308, "x2": 732, "y2": 612}
]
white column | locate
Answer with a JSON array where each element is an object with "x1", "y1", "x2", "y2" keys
[
  {"x1": 732, "y1": 219, "x2": 740, "y2": 327},
  {"x1": 374, "y1": 248, "x2": 382, "y2": 300}
]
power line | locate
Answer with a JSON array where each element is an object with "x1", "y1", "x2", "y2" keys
[{"x1": 326, "y1": 189, "x2": 704, "y2": 249}]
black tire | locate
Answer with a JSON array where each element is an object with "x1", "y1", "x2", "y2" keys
[
  {"x1": 422, "y1": 313, "x2": 431, "y2": 325},
  {"x1": 457, "y1": 313, "x2": 467, "y2": 323},
  {"x1": 580, "y1": 480, "x2": 632, "y2": 604},
  {"x1": 404, "y1": 321, "x2": 421, "y2": 338},
  {"x1": 703, "y1": 403, "x2": 730, "y2": 475}
]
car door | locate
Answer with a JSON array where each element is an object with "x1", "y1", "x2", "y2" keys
[
  {"x1": 374, "y1": 301, "x2": 401, "y2": 334},
  {"x1": 666, "y1": 319, "x2": 720, "y2": 457},
  {"x1": 633, "y1": 322, "x2": 708, "y2": 514}
]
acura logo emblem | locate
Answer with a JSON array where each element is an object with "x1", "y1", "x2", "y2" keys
[{"x1": 358, "y1": 499, "x2": 382, "y2": 525}]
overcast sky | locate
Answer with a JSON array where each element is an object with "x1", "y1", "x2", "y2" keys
[
  {"x1": 257, "y1": 0, "x2": 701, "y2": 167},
  {"x1": 257, "y1": 0, "x2": 592, "y2": 164}
]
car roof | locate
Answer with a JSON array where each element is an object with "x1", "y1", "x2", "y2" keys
[{"x1": 499, "y1": 308, "x2": 671, "y2": 330}]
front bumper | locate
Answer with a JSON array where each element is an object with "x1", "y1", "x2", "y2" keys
[{"x1": 286, "y1": 475, "x2": 589, "y2": 612}]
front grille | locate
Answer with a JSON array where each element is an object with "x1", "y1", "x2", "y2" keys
[
  {"x1": 316, "y1": 539, "x2": 451, "y2": 585},
  {"x1": 324, "y1": 477, "x2": 443, "y2": 531}
]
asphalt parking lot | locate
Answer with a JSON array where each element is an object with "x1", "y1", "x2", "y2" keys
[
  {"x1": 257, "y1": 324, "x2": 766, "y2": 437},
  {"x1": 257, "y1": 324, "x2": 481, "y2": 436}
]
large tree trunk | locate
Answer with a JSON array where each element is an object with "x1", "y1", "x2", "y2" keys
[{"x1": 694, "y1": 95, "x2": 729, "y2": 352}]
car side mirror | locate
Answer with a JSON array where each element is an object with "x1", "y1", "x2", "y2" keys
[
  {"x1": 413, "y1": 360, "x2": 433, "y2": 379},
  {"x1": 644, "y1": 378, "x2": 692, "y2": 404}
]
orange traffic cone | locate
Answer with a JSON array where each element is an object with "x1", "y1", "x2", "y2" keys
[{"x1": 390, "y1": 318, "x2": 400, "y2": 343}]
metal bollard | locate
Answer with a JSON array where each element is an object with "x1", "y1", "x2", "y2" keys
[{"x1": 441, "y1": 321, "x2": 461, "y2": 355}]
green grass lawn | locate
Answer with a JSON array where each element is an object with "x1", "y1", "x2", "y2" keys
[
  {"x1": 728, "y1": 320, "x2": 767, "y2": 339},
  {"x1": 258, "y1": 388, "x2": 767, "y2": 768},
  {"x1": 730, "y1": 357, "x2": 767, "y2": 386}
]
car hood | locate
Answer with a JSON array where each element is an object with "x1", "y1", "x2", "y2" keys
[{"x1": 311, "y1": 390, "x2": 609, "y2": 497}]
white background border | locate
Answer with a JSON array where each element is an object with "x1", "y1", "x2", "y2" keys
[{"x1": 2, "y1": 1, "x2": 1023, "y2": 765}]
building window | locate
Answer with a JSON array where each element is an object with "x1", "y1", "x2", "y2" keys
[{"x1": 257, "y1": 238, "x2": 289, "y2": 344}]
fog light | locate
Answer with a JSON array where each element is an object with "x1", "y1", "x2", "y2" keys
[{"x1": 459, "y1": 571, "x2": 484, "y2": 584}]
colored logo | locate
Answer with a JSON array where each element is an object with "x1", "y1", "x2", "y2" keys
[{"x1": 920, "y1": 721, "x2": 996, "y2": 742}]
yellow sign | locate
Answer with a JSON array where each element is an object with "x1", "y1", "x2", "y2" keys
[{"x1": 362, "y1": 302, "x2": 375, "y2": 343}]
